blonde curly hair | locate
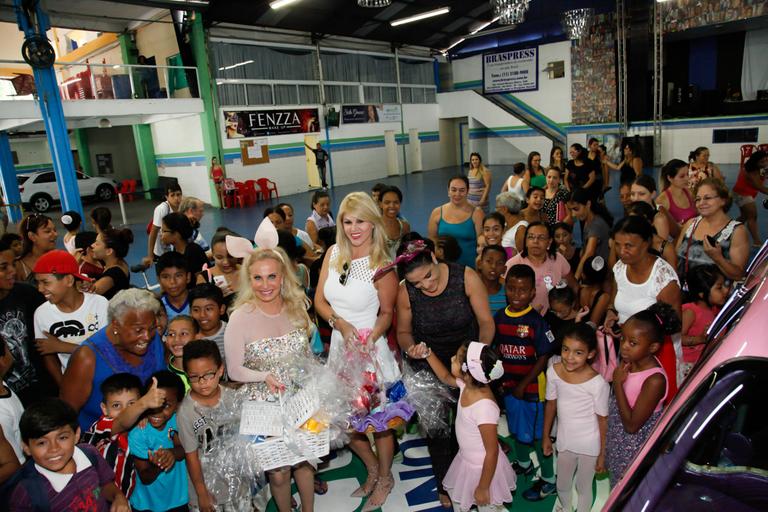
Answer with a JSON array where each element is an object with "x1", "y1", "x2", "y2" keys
[
  {"x1": 233, "y1": 247, "x2": 310, "y2": 332},
  {"x1": 332, "y1": 192, "x2": 391, "y2": 274}
]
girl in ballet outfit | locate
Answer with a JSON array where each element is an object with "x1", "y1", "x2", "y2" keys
[
  {"x1": 606, "y1": 302, "x2": 681, "y2": 487},
  {"x1": 411, "y1": 341, "x2": 516, "y2": 511},
  {"x1": 542, "y1": 323, "x2": 609, "y2": 512}
]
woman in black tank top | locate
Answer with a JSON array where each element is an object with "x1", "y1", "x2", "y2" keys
[{"x1": 393, "y1": 235, "x2": 495, "y2": 507}]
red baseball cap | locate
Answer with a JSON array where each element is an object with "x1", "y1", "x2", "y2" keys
[{"x1": 33, "y1": 250, "x2": 93, "y2": 281}]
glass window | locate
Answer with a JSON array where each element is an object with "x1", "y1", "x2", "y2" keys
[
  {"x1": 298, "y1": 84, "x2": 319, "y2": 105},
  {"x1": 400, "y1": 87, "x2": 413, "y2": 104},
  {"x1": 381, "y1": 86, "x2": 397, "y2": 103},
  {"x1": 218, "y1": 84, "x2": 246, "y2": 106},
  {"x1": 245, "y1": 84, "x2": 273, "y2": 105},
  {"x1": 35, "y1": 172, "x2": 56, "y2": 184},
  {"x1": 425, "y1": 88, "x2": 437, "y2": 103},
  {"x1": 325, "y1": 85, "x2": 342, "y2": 104},
  {"x1": 274, "y1": 84, "x2": 298, "y2": 105},
  {"x1": 342, "y1": 85, "x2": 359, "y2": 103},
  {"x1": 364, "y1": 86, "x2": 381, "y2": 104}
]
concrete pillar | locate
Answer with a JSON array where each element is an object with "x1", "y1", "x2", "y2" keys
[
  {"x1": 73, "y1": 129, "x2": 93, "y2": 176},
  {"x1": 189, "y1": 12, "x2": 223, "y2": 207}
]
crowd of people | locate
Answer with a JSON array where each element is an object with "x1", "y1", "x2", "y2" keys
[{"x1": 0, "y1": 144, "x2": 765, "y2": 512}]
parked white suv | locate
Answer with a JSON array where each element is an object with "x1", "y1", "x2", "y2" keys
[{"x1": 18, "y1": 171, "x2": 118, "y2": 213}]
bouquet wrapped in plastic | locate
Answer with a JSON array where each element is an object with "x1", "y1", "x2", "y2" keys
[
  {"x1": 326, "y1": 328, "x2": 414, "y2": 434},
  {"x1": 401, "y1": 360, "x2": 457, "y2": 437}
]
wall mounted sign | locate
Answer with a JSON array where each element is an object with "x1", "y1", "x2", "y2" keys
[
  {"x1": 483, "y1": 46, "x2": 538, "y2": 94},
  {"x1": 223, "y1": 108, "x2": 320, "y2": 138},
  {"x1": 341, "y1": 104, "x2": 402, "y2": 124}
]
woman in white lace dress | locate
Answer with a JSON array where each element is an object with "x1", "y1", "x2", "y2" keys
[
  {"x1": 604, "y1": 216, "x2": 682, "y2": 398},
  {"x1": 314, "y1": 192, "x2": 404, "y2": 512}
]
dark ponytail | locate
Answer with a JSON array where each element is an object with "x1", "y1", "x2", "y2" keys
[
  {"x1": 628, "y1": 302, "x2": 681, "y2": 342},
  {"x1": 569, "y1": 187, "x2": 614, "y2": 226}
]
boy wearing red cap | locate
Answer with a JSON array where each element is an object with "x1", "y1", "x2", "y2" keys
[{"x1": 33, "y1": 250, "x2": 109, "y2": 385}]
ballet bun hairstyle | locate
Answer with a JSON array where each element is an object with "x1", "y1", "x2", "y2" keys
[
  {"x1": 627, "y1": 302, "x2": 682, "y2": 343},
  {"x1": 460, "y1": 341, "x2": 503, "y2": 387}
]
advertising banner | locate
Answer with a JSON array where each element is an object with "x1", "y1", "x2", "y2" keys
[
  {"x1": 341, "y1": 104, "x2": 402, "y2": 124},
  {"x1": 223, "y1": 108, "x2": 320, "y2": 138},
  {"x1": 483, "y1": 46, "x2": 538, "y2": 94}
]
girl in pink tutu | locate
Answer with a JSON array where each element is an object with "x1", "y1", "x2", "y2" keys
[{"x1": 412, "y1": 341, "x2": 516, "y2": 511}]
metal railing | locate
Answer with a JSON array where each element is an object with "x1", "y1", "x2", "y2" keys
[{"x1": 0, "y1": 59, "x2": 200, "y2": 101}]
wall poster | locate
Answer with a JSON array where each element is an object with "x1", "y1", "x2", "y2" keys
[
  {"x1": 483, "y1": 46, "x2": 538, "y2": 94},
  {"x1": 223, "y1": 108, "x2": 320, "y2": 139},
  {"x1": 341, "y1": 104, "x2": 402, "y2": 124}
]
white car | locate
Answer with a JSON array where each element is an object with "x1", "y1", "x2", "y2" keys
[{"x1": 18, "y1": 170, "x2": 118, "y2": 213}]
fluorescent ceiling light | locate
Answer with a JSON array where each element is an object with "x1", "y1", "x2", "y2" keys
[
  {"x1": 470, "y1": 16, "x2": 500, "y2": 35},
  {"x1": 391, "y1": 7, "x2": 450, "y2": 27},
  {"x1": 218, "y1": 60, "x2": 254, "y2": 71},
  {"x1": 271, "y1": 0, "x2": 302, "y2": 9},
  {"x1": 442, "y1": 37, "x2": 466, "y2": 54}
]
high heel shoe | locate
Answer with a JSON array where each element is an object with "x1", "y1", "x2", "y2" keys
[
  {"x1": 350, "y1": 465, "x2": 379, "y2": 498},
  {"x1": 361, "y1": 473, "x2": 395, "y2": 512}
]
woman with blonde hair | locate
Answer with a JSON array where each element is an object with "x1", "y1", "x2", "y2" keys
[
  {"x1": 224, "y1": 219, "x2": 315, "y2": 512},
  {"x1": 315, "y1": 192, "x2": 406, "y2": 512},
  {"x1": 467, "y1": 152, "x2": 492, "y2": 212}
]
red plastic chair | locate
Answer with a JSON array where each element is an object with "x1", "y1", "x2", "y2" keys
[
  {"x1": 741, "y1": 144, "x2": 756, "y2": 169},
  {"x1": 234, "y1": 182, "x2": 256, "y2": 208},
  {"x1": 758, "y1": 144, "x2": 768, "y2": 153},
  {"x1": 118, "y1": 179, "x2": 137, "y2": 201},
  {"x1": 256, "y1": 178, "x2": 279, "y2": 201},
  {"x1": 244, "y1": 180, "x2": 261, "y2": 203}
]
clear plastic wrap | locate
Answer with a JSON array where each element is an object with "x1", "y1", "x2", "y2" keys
[
  {"x1": 197, "y1": 386, "x2": 262, "y2": 510},
  {"x1": 401, "y1": 361, "x2": 457, "y2": 437}
]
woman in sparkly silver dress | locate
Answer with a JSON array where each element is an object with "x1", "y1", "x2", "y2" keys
[{"x1": 224, "y1": 238, "x2": 315, "y2": 512}]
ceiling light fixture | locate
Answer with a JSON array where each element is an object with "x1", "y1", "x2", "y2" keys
[
  {"x1": 270, "y1": 0, "x2": 301, "y2": 9},
  {"x1": 491, "y1": 0, "x2": 530, "y2": 26},
  {"x1": 218, "y1": 60, "x2": 254, "y2": 71},
  {"x1": 357, "y1": 0, "x2": 391, "y2": 7},
  {"x1": 562, "y1": 8, "x2": 594, "y2": 40},
  {"x1": 390, "y1": 7, "x2": 450, "y2": 27}
]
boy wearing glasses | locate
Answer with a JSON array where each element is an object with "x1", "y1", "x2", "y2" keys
[{"x1": 178, "y1": 339, "x2": 243, "y2": 512}]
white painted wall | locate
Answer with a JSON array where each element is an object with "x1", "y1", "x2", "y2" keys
[
  {"x1": 9, "y1": 137, "x2": 56, "y2": 170},
  {"x1": 150, "y1": 115, "x2": 211, "y2": 202},
  {"x1": 438, "y1": 89, "x2": 556, "y2": 166},
  {"x1": 450, "y1": 40, "x2": 572, "y2": 124}
]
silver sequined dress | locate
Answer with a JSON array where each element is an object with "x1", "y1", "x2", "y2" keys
[{"x1": 242, "y1": 328, "x2": 310, "y2": 401}]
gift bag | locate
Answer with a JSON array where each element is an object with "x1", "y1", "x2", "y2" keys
[{"x1": 592, "y1": 327, "x2": 619, "y2": 382}]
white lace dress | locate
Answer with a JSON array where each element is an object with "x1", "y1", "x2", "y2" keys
[
  {"x1": 323, "y1": 245, "x2": 400, "y2": 385},
  {"x1": 613, "y1": 257, "x2": 679, "y2": 323}
]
